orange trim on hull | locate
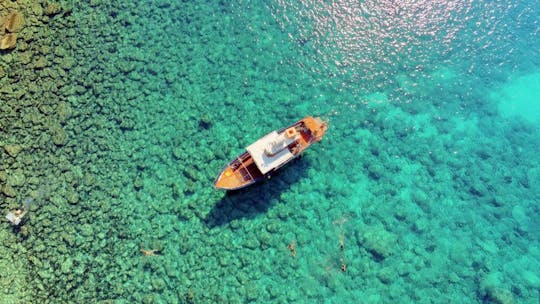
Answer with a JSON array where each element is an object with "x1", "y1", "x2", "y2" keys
[
  {"x1": 214, "y1": 166, "x2": 250, "y2": 190},
  {"x1": 214, "y1": 116, "x2": 327, "y2": 190}
]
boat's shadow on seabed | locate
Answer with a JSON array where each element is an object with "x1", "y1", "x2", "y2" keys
[{"x1": 203, "y1": 158, "x2": 310, "y2": 228}]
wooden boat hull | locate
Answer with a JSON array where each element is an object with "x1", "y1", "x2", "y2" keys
[{"x1": 214, "y1": 116, "x2": 328, "y2": 190}]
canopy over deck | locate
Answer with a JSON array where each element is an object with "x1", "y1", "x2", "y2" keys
[{"x1": 246, "y1": 131, "x2": 296, "y2": 174}]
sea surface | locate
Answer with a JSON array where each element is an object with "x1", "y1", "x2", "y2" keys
[{"x1": 0, "y1": 0, "x2": 539, "y2": 303}]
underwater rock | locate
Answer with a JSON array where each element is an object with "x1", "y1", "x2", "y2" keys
[
  {"x1": 20, "y1": 225, "x2": 29, "y2": 238},
  {"x1": 29, "y1": 2, "x2": 43, "y2": 16},
  {"x1": 449, "y1": 242, "x2": 471, "y2": 266},
  {"x1": 45, "y1": 3, "x2": 62, "y2": 16},
  {"x1": 4, "y1": 143, "x2": 22, "y2": 157},
  {"x1": 377, "y1": 267, "x2": 394, "y2": 284},
  {"x1": 479, "y1": 272, "x2": 508, "y2": 302},
  {"x1": 151, "y1": 278, "x2": 166, "y2": 292},
  {"x1": 265, "y1": 221, "x2": 281, "y2": 233},
  {"x1": 52, "y1": 127, "x2": 67, "y2": 146},
  {"x1": 245, "y1": 284, "x2": 260, "y2": 301},
  {"x1": 8, "y1": 169, "x2": 25, "y2": 187},
  {"x1": 34, "y1": 56, "x2": 48, "y2": 69},
  {"x1": 511, "y1": 205, "x2": 530, "y2": 232},
  {"x1": 2, "y1": 184, "x2": 17, "y2": 197},
  {"x1": 56, "y1": 102, "x2": 72, "y2": 122},
  {"x1": 358, "y1": 226, "x2": 397, "y2": 260},
  {"x1": 60, "y1": 258, "x2": 73, "y2": 274},
  {"x1": 5, "y1": 11, "x2": 24, "y2": 33},
  {"x1": 483, "y1": 287, "x2": 514, "y2": 304},
  {"x1": 522, "y1": 271, "x2": 540, "y2": 289},
  {"x1": 0, "y1": 33, "x2": 17, "y2": 50},
  {"x1": 66, "y1": 191, "x2": 79, "y2": 204},
  {"x1": 243, "y1": 236, "x2": 260, "y2": 250}
]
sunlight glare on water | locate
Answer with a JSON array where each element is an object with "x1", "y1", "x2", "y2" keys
[
  {"x1": 268, "y1": 0, "x2": 535, "y2": 101},
  {"x1": 271, "y1": 1, "x2": 471, "y2": 84}
]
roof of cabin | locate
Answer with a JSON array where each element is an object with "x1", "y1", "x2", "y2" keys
[{"x1": 246, "y1": 131, "x2": 296, "y2": 174}]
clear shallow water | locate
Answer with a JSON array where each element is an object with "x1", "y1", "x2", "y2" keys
[{"x1": 1, "y1": 0, "x2": 539, "y2": 303}]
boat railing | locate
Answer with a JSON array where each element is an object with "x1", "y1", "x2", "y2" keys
[
  {"x1": 239, "y1": 166, "x2": 253, "y2": 182},
  {"x1": 236, "y1": 156, "x2": 254, "y2": 182}
]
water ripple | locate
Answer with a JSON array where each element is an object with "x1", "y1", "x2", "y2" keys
[{"x1": 269, "y1": 0, "x2": 538, "y2": 96}]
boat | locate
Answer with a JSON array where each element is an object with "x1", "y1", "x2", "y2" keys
[{"x1": 214, "y1": 116, "x2": 328, "y2": 190}]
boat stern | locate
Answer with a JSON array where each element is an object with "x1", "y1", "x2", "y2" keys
[{"x1": 303, "y1": 116, "x2": 328, "y2": 142}]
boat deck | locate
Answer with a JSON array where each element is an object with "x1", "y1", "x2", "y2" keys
[
  {"x1": 214, "y1": 116, "x2": 327, "y2": 190},
  {"x1": 231, "y1": 152, "x2": 264, "y2": 182}
]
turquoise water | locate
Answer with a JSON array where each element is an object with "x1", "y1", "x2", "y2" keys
[{"x1": 1, "y1": 0, "x2": 539, "y2": 303}]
